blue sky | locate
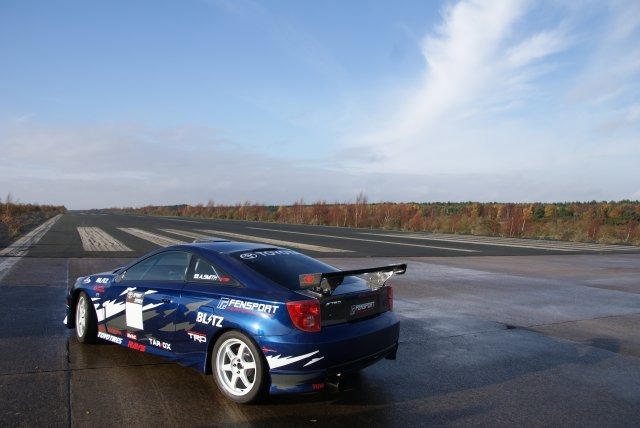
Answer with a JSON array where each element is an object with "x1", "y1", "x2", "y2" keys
[{"x1": 1, "y1": 0, "x2": 638, "y2": 209}]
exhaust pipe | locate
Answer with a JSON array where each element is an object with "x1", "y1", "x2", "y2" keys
[{"x1": 326, "y1": 373, "x2": 345, "y2": 392}]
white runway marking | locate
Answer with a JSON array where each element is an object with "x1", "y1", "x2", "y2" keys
[
  {"x1": 197, "y1": 229, "x2": 353, "y2": 253},
  {"x1": 160, "y1": 229, "x2": 221, "y2": 242},
  {"x1": 118, "y1": 228, "x2": 186, "y2": 247},
  {"x1": 247, "y1": 227, "x2": 478, "y2": 253},
  {"x1": 77, "y1": 227, "x2": 132, "y2": 252},
  {"x1": 0, "y1": 214, "x2": 62, "y2": 281},
  {"x1": 366, "y1": 232, "x2": 640, "y2": 252}
]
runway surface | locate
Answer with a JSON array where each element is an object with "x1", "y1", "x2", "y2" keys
[{"x1": 1, "y1": 212, "x2": 639, "y2": 427}]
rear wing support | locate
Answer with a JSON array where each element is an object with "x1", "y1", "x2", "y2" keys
[{"x1": 299, "y1": 264, "x2": 407, "y2": 295}]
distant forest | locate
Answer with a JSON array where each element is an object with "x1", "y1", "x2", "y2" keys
[{"x1": 116, "y1": 196, "x2": 640, "y2": 246}]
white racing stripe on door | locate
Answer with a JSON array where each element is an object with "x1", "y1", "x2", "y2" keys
[
  {"x1": 197, "y1": 229, "x2": 352, "y2": 253},
  {"x1": 118, "y1": 228, "x2": 186, "y2": 247},
  {"x1": 77, "y1": 227, "x2": 132, "y2": 251}
]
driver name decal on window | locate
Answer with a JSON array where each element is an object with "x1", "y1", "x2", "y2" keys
[{"x1": 193, "y1": 273, "x2": 219, "y2": 281}]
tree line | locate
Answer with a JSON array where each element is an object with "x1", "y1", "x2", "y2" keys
[
  {"x1": 0, "y1": 193, "x2": 67, "y2": 239},
  {"x1": 115, "y1": 198, "x2": 640, "y2": 246}
]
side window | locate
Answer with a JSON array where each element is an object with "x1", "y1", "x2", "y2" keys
[
  {"x1": 123, "y1": 251, "x2": 191, "y2": 281},
  {"x1": 190, "y1": 257, "x2": 238, "y2": 286}
]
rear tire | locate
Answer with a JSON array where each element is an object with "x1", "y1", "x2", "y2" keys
[
  {"x1": 212, "y1": 331, "x2": 266, "y2": 403},
  {"x1": 75, "y1": 292, "x2": 98, "y2": 343}
]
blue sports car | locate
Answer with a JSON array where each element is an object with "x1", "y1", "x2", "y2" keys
[{"x1": 65, "y1": 240, "x2": 406, "y2": 403}]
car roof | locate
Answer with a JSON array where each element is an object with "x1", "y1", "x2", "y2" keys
[{"x1": 170, "y1": 240, "x2": 280, "y2": 255}]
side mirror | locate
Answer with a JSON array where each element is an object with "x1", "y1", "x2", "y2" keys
[{"x1": 114, "y1": 272, "x2": 125, "y2": 283}]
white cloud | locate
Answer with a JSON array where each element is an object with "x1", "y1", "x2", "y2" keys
[
  {"x1": 506, "y1": 24, "x2": 570, "y2": 68},
  {"x1": 338, "y1": 0, "x2": 638, "y2": 203},
  {"x1": 345, "y1": 0, "x2": 575, "y2": 167}
]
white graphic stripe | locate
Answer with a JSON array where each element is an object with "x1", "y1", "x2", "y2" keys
[
  {"x1": 78, "y1": 227, "x2": 132, "y2": 251},
  {"x1": 198, "y1": 229, "x2": 352, "y2": 253},
  {"x1": 0, "y1": 214, "x2": 62, "y2": 282},
  {"x1": 118, "y1": 228, "x2": 186, "y2": 247},
  {"x1": 266, "y1": 350, "x2": 321, "y2": 369}
]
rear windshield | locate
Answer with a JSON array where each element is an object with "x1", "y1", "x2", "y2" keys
[{"x1": 232, "y1": 249, "x2": 355, "y2": 289}]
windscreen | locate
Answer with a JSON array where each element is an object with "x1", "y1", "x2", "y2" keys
[{"x1": 232, "y1": 249, "x2": 357, "y2": 290}]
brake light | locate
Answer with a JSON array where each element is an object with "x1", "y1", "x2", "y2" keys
[
  {"x1": 386, "y1": 286, "x2": 394, "y2": 311},
  {"x1": 286, "y1": 300, "x2": 321, "y2": 332}
]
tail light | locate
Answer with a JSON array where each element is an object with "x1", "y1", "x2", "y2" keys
[
  {"x1": 386, "y1": 286, "x2": 394, "y2": 311},
  {"x1": 286, "y1": 300, "x2": 321, "y2": 332}
]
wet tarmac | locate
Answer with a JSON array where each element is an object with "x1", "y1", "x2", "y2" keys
[{"x1": 1, "y1": 254, "x2": 639, "y2": 426}]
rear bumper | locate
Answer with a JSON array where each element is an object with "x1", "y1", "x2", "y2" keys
[{"x1": 261, "y1": 312, "x2": 400, "y2": 394}]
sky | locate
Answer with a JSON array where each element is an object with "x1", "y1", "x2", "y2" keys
[{"x1": 1, "y1": 0, "x2": 639, "y2": 210}]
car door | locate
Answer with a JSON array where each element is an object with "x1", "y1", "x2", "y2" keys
[
  {"x1": 102, "y1": 250, "x2": 191, "y2": 349},
  {"x1": 171, "y1": 255, "x2": 241, "y2": 352}
]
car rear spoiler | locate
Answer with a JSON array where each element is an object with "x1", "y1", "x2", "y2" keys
[{"x1": 299, "y1": 264, "x2": 407, "y2": 295}]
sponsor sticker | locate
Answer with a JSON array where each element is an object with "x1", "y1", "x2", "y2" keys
[
  {"x1": 125, "y1": 291, "x2": 145, "y2": 330},
  {"x1": 217, "y1": 297, "x2": 279, "y2": 316},
  {"x1": 187, "y1": 331, "x2": 207, "y2": 343},
  {"x1": 107, "y1": 327, "x2": 122, "y2": 335},
  {"x1": 196, "y1": 312, "x2": 224, "y2": 327},
  {"x1": 193, "y1": 273, "x2": 219, "y2": 281},
  {"x1": 350, "y1": 301, "x2": 376, "y2": 316},
  {"x1": 239, "y1": 250, "x2": 295, "y2": 259},
  {"x1": 128, "y1": 341, "x2": 146, "y2": 352},
  {"x1": 149, "y1": 338, "x2": 172, "y2": 350},
  {"x1": 98, "y1": 331, "x2": 123, "y2": 344}
]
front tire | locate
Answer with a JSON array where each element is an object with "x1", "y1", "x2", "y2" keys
[
  {"x1": 212, "y1": 331, "x2": 266, "y2": 403},
  {"x1": 75, "y1": 292, "x2": 98, "y2": 343}
]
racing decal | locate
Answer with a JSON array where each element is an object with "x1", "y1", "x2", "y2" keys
[
  {"x1": 304, "y1": 357, "x2": 325, "y2": 367},
  {"x1": 217, "y1": 297, "x2": 280, "y2": 316},
  {"x1": 100, "y1": 299, "x2": 126, "y2": 322},
  {"x1": 125, "y1": 291, "x2": 145, "y2": 329},
  {"x1": 159, "y1": 321, "x2": 195, "y2": 332},
  {"x1": 195, "y1": 312, "x2": 224, "y2": 327},
  {"x1": 127, "y1": 341, "x2": 146, "y2": 352},
  {"x1": 91, "y1": 288, "x2": 165, "y2": 324},
  {"x1": 193, "y1": 273, "x2": 219, "y2": 281},
  {"x1": 93, "y1": 285, "x2": 105, "y2": 293},
  {"x1": 184, "y1": 299, "x2": 213, "y2": 315},
  {"x1": 107, "y1": 327, "x2": 122, "y2": 335},
  {"x1": 98, "y1": 331, "x2": 123, "y2": 344},
  {"x1": 265, "y1": 350, "x2": 324, "y2": 369},
  {"x1": 149, "y1": 338, "x2": 172, "y2": 350},
  {"x1": 239, "y1": 250, "x2": 295, "y2": 259},
  {"x1": 126, "y1": 332, "x2": 138, "y2": 340},
  {"x1": 350, "y1": 301, "x2": 376, "y2": 316},
  {"x1": 187, "y1": 331, "x2": 207, "y2": 343},
  {"x1": 83, "y1": 276, "x2": 109, "y2": 285}
]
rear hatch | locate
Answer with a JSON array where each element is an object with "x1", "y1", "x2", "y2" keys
[{"x1": 321, "y1": 284, "x2": 391, "y2": 326}]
